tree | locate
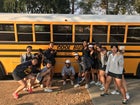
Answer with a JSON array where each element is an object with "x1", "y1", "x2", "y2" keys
[
  {"x1": 3, "y1": 0, "x2": 17, "y2": 12},
  {"x1": 76, "y1": 0, "x2": 96, "y2": 14},
  {"x1": 1, "y1": 0, "x2": 71, "y2": 13},
  {"x1": 0, "y1": 0, "x2": 4, "y2": 12},
  {"x1": 135, "y1": 0, "x2": 140, "y2": 13}
]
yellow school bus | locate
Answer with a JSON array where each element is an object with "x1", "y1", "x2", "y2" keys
[{"x1": 0, "y1": 13, "x2": 140, "y2": 78}]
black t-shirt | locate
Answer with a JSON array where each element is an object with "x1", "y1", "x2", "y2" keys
[
  {"x1": 14, "y1": 61, "x2": 33, "y2": 77},
  {"x1": 44, "y1": 48, "x2": 57, "y2": 66}
]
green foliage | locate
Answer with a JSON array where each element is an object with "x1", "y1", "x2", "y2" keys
[
  {"x1": 1, "y1": 0, "x2": 71, "y2": 13},
  {"x1": 77, "y1": 0, "x2": 96, "y2": 14},
  {"x1": 0, "y1": 0, "x2": 4, "y2": 12},
  {"x1": 135, "y1": 0, "x2": 140, "y2": 13}
]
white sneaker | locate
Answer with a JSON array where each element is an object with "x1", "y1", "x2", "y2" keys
[
  {"x1": 85, "y1": 84, "x2": 89, "y2": 89},
  {"x1": 40, "y1": 84, "x2": 44, "y2": 88},
  {"x1": 71, "y1": 80, "x2": 74, "y2": 85},
  {"x1": 79, "y1": 77, "x2": 85, "y2": 84},
  {"x1": 126, "y1": 92, "x2": 130, "y2": 100},
  {"x1": 74, "y1": 84, "x2": 80, "y2": 88},
  {"x1": 44, "y1": 88, "x2": 53, "y2": 92},
  {"x1": 90, "y1": 81, "x2": 95, "y2": 85},
  {"x1": 111, "y1": 90, "x2": 120, "y2": 95},
  {"x1": 95, "y1": 81, "x2": 101, "y2": 86},
  {"x1": 100, "y1": 86, "x2": 105, "y2": 91},
  {"x1": 63, "y1": 81, "x2": 66, "y2": 85}
]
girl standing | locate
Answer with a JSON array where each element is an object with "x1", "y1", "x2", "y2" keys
[{"x1": 101, "y1": 45, "x2": 127, "y2": 104}]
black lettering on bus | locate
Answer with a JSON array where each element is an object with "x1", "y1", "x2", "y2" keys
[
  {"x1": 57, "y1": 45, "x2": 70, "y2": 50},
  {"x1": 73, "y1": 45, "x2": 83, "y2": 50}
]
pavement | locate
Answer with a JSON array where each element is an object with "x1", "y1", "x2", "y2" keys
[{"x1": 87, "y1": 79, "x2": 140, "y2": 105}]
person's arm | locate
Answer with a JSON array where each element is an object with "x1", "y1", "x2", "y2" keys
[
  {"x1": 118, "y1": 55, "x2": 124, "y2": 66},
  {"x1": 81, "y1": 57, "x2": 88, "y2": 71},
  {"x1": 71, "y1": 66, "x2": 75, "y2": 76},
  {"x1": 61, "y1": 66, "x2": 65, "y2": 76},
  {"x1": 40, "y1": 68, "x2": 51, "y2": 77},
  {"x1": 20, "y1": 54, "x2": 25, "y2": 63},
  {"x1": 105, "y1": 55, "x2": 111, "y2": 74},
  {"x1": 118, "y1": 54, "x2": 124, "y2": 72}
]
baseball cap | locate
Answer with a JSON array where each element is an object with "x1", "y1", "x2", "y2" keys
[{"x1": 65, "y1": 60, "x2": 71, "y2": 63}]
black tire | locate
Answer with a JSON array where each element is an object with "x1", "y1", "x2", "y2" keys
[
  {"x1": 0, "y1": 61, "x2": 6, "y2": 79},
  {"x1": 136, "y1": 62, "x2": 140, "y2": 78}
]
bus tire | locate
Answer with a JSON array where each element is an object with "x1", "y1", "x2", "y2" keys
[
  {"x1": 136, "y1": 62, "x2": 140, "y2": 78},
  {"x1": 0, "y1": 61, "x2": 6, "y2": 79}
]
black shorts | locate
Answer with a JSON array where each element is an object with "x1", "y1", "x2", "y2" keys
[
  {"x1": 108, "y1": 72, "x2": 122, "y2": 79},
  {"x1": 12, "y1": 71, "x2": 26, "y2": 81},
  {"x1": 99, "y1": 65, "x2": 106, "y2": 71}
]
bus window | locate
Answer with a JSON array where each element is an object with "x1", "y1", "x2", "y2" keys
[
  {"x1": 110, "y1": 26, "x2": 125, "y2": 42},
  {"x1": 75, "y1": 25, "x2": 90, "y2": 42},
  {"x1": 127, "y1": 26, "x2": 140, "y2": 42},
  {"x1": 35, "y1": 24, "x2": 50, "y2": 41},
  {"x1": 17, "y1": 24, "x2": 32, "y2": 41},
  {"x1": 0, "y1": 24, "x2": 15, "y2": 41},
  {"x1": 92, "y1": 25, "x2": 107, "y2": 42},
  {"x1": 53, "y1": 25, "x2": 72, "y2": 42}
]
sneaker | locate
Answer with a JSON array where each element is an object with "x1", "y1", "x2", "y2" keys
[
  {"x1": 74, "y1": 84, "x2": 80, "y2": 88},
  {"x1": 12, "y1": 93, "x2": 19, "y2": 99},
  {"x1": 100, "y1": 86, "x2": 105, "y2": 91},
  {"x1": 71, "y1": 80, "x2": 74, "y2": 85},
  {"x1": 90, "y1": 81, "x2": 95, "y2": 85},
  {"x1": 100, "y1": 93, "x2": 109, "y2": 96},
  {"x1": 85, "y1": 84, "x2": 89, "y2": 89},
  {"x1": 63, "y1": 81, "x2": 66, "y2": 86},
  {"x1": 40, "y1": 84, "x2": 44, "y2": 88},
  {"x1": 126, "y1": 92, "x2": 130, "y2": 100},
  {"x1": 44, "y1": 88, "x2": 53, "y2": 92},
  {"x1": 79, "y1": 77, "x2": 85, "y2": 84},
  {"x1": 95, "y1": 81, "x2": 101, "y2": 86},
  {"x1": 122, "y1": 99, "x2": 128, "y2": 104},
  {"x1": 111, "y1": 90, "x2": 120, "y2": 95}
]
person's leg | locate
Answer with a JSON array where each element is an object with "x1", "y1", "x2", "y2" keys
[
  {"x1": 90, "y1": 69, "x2": 95, "y2": 84},
  {"x1": 122, "y1": 75, "x2": 130, "y2": 99},
  {"x1": 95, "y1": 70, "x2": 101, "y2": 86},
  {"x1": 69, "y1": 75, "x2": 74, "y2": 85},
  {"x1": 99, "y1": 70, "x2": 105, "y2": 86},
  {"x1": 99, "y1": 70, "x2": 106, "y2": 90},
  {"x1": 114, "y1": 78, "x2": 127, "y2": 104},
  {"x1": 43, "y1": 75, "x2": 53, "y2": 92},
  {"x1": 62, "y1": 74, "x2": 67, "y2": 85},
  {"x1": 100, "y1": 75, "x2": 112, "y2": 96},
  {"x1": 85, "y1": 71, "x2": 90, "y2": 84},
  {"x1": 26, "y1": 74, "x2": 35, "y2": 91},
  {"x1": 74, "y1": 72, "x2": 82, "y2": 88},
  {"x1": 13, "y1": 79, "x2": 27, "y2": 99},
  {"x1": 85, "y1": 71, "x2": 90, "y2": 88}
]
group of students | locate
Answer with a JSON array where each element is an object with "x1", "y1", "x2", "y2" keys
[
  {"x1": 61, "y1": 40, "x2": 130, "y2": 104},
  {"x1": 73, "y1": 41, "x2": 129, "y2": 104},
  {"x1": 12, "y1": 41, "x2": 130, "y2": 104},
  {"x1": 12, "y1": 42, "x2": 56, "y2": 99}
]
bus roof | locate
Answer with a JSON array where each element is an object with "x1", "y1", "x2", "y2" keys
[{"x1": 0, "y1": 13, "x2": 140, "y2": 23}]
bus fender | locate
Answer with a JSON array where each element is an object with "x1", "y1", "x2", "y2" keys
[
  {"x1": 136, "y1": 62, "x2": 140, "y2": 78},
  {"x1": 0, "y1": 61, "x2": 6, "y2": 79}
]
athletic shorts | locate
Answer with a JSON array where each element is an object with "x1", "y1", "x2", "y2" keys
[
  {"x1": 12, "y1": 71, "x2": 26, "y2": 81},
  {"x1": 108, "y1": 71, "x2": 122, "y2": 79},
  {"x1": 98, "y1": 65, "x2": 106, "y2": 71}
]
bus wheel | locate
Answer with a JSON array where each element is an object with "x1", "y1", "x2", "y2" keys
[
  {"x1": 0, "y1": 61, "x2": 6, "y2": 79},
  {"x1": 136, "y1": 63, "x2": 140, "y2": 78}
]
